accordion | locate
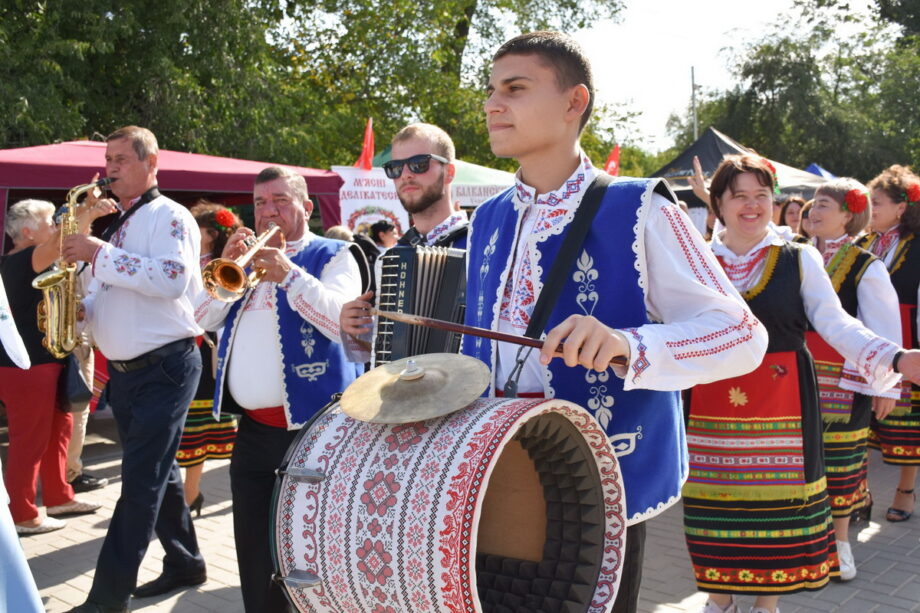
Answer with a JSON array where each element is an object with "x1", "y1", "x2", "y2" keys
[{"x1": 374, "y1": 245, "x2": 466, "y2": 365}]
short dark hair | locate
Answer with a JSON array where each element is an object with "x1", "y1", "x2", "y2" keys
[
  {"x1": 254, "y1": 166, "x2": 309, "y2": 204},
  {"x1": 708, "y1": 154, "x2": 776, "y2": 223},
  {"x1": 493, "y1": 31, "x2": 594, "y2": 133},
  {"x1": 370, "y1": 219, "x2": 395, "y2": 243},
  {"x1": 106, "y1": 125, "x2": 158, "y2": 160}
]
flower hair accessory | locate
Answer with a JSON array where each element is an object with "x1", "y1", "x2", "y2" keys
[
  {"x1": 843, "y1": 189, "x2": 868, "y2": 214},
  {"x1": 906, "y1": 183, "x2": 920, "y2": 206},
  {"x1": 761, "y1": 158, "x2": 781, "y2": 196},
  {"x1": 214, "y1": 209, "x2": 236, "y2": 232}
]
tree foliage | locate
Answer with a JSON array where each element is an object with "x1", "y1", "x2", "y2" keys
[
  {"x1": 667, "y1": 4, "x2": 920, "y2": 181},
  {"x1": 0, "y1": 0, "x2": 629, "y2": 172}
]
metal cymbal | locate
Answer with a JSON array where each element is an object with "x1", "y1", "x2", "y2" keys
[{"x1": 340, "y1": 353, "x2": 491, "y2": 423}]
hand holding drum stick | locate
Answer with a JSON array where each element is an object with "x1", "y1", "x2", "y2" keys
[{"x1": 372, "y1": 309, "x2": 628, "y2": 369}]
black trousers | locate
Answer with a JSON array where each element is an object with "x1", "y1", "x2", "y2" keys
[
  {"x1": 88, "y1": 342, "x2": 204, "y2": 609},
  {"x1": 612, "y1": 521, "x2": 647, "y2": 613},
  {"x1": 230, "y1": 414, "x2": 298, "y2": 613}
]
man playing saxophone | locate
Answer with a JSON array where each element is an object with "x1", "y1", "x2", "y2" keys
[{"x1": 61, "y1": 126, "x2": 207, "y2": 613}]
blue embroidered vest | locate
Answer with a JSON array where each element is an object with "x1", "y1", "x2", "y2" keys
[
  {"x1": 464, "y1": 179, "x2": 685, "y2": 523},
  {"x1": 213, "y1": 237, "x2": 359, "y2": 428}
]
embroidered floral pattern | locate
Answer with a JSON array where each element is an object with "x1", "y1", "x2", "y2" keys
[
  {"x1": 624, "y1": 327, "x2": 650, "y2": 383},
  {"x1": 574, "y1": 250, "x2": 599, "y2": 316},
  {"x1": 160, "y1": 259, "x2": 184, "y2": 280},
  {"x1": 113, "y1": 254, "x2": 141, "y2": 276},
  {"x1": 170, "y1": 218, "x2": 187, "y2": 239},
  {"x1": 426, "y1": 212, "x2": 467, "y2": 245}
]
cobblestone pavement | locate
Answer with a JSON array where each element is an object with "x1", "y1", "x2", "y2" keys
[{"x1": 8, "y1": 411, "x2": 920, "y2": 612}]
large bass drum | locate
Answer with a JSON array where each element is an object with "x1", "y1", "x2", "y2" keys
[{"x1": 271, "y1": 397, "x2": 626, "y2": 613}]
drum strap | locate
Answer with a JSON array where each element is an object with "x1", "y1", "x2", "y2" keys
[{"x1": 502, "y1": 173, "x2": 613, "y2": 397}]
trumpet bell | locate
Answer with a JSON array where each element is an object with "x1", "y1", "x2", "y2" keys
[{"x1": 202, "y1": 259, "x2": 248, "y2": 302}]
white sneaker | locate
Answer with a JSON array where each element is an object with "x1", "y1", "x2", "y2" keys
[
  {"x1": 837, "y1": 540, "x2": 857, "y2": 581},
  {"x1": 701, "y1": 599, "x2": 739, "y2": 613},
  {"x1": 15, "y1": 516, "x2": 66, "y2": 535}
]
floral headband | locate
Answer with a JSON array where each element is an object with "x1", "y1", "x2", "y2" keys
[
  {"x1": 214, "y1": 209, "x2": 236, "y2": 233},
  {"x1": 843, "y1": 189, "x2": 868, "y2": 214},
  {"x1": 761, "y1": 158, "x2": 781, "y2": 196},
  {"x1": 905, "y1": 183, "x2": 920, "y2": 206}
]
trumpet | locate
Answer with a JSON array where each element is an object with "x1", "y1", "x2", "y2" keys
[{"x1": 202, "y1": 223, "x2": 284, "y2": 302}]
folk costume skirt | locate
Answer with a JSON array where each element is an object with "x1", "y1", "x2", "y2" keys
[
  {"x1": 869, "y1": 302, "x2": 920, "y2": 464},
  {"x1": 806, "y1": 331, "x2": 872, "y2": 517},
  {"x1": 683, "y1": 349, "x2": 839, "y2": 595},
  {"x1": 176, "y1": 338, "x2": 236, "y2": 467}
]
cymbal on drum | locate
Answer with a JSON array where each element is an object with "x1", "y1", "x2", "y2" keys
[{"x1": 340, "y1": 353, "x2": 490, "y2": 423}]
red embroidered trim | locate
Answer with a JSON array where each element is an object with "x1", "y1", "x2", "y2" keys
[
  {"x1": 291, "y1": 294, "x2": 340, "y2": 338},
  {"x1": 662, "y1": 206, "x2": 727, "y2": 296}
]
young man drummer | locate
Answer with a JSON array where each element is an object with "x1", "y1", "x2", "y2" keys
[{"x1": 463, "y1": 31, "x2": 768, "y2": 612}]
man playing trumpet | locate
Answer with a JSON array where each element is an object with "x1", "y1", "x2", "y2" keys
[{"x1": 194, "y1": 166, "x2": 362, "y2": 613}]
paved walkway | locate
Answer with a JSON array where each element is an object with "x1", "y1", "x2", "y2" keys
[{"x1": 8, "y1": 411, "x2": 920, "y2": 612}]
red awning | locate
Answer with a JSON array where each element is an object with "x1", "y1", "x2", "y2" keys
[{"x1": 0, "y1": 140, "x2": 343, "y2": 234}]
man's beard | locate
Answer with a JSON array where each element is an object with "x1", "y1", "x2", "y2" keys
[{"x1": 399, "y1": 177, "x2": 446, "y2": 215}]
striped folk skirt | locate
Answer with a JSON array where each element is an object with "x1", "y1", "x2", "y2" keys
[
  {"x1": 684, "y1": 350, "x2": 839, "y2": 595},
  {"x1": 177, "y1": 400, "x2": 237, "y2": 467},
  {"x1": 870, "y1": 380, "x2": 920, "y2": 465},
  {"x1": 808, "y1": 331, "x2": 872, "y2": 516},
  {"x1": 176, "y1": 338, "x2": 236, "y2": 467}
]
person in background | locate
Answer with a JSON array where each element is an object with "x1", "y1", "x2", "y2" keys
[
  {"x1": 780, "y1": 195, "x2": 806, "y2": 231},
  {"x1": 859, "y1": 164, "x2": 920, "y2": 524},
  {"x1": 369, "y1": 219, "x2": 397, "y2": 253},
  {"x1": 798, "y1": 199, "x2": 814, "y2": 238},
  {"x1": 804, "y1": 178, "x2": 900, "y2": 580},
  {"x1": 175, "y1": 202, "x2": 242, "y2": 516},
  {"x1": 0, "y1": 274, "x2": 43, "y2": 612},
  {"x1": 0, "y1": 199, "x2": 110, "y2": 536},
  {"x1": 324, "y1": 225, "x2": 354, "y2": 241},
  {"x1": 62, "y1": 126, "x2": 206, "y2": 613}
]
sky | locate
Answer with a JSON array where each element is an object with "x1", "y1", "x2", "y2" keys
[{"x1": 577, "y1": 0, "x2": 801, "y2": 152}]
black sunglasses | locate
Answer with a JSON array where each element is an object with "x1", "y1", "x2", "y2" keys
[{"x1": 382, "y1": 153, "x2": 448, "y2": 179}]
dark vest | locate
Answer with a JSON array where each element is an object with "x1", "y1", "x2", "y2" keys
[{"x1": 742, "y1": 244, "x2": 807, "y2": 353}]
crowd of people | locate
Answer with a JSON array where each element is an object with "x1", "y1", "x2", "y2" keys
[{"x1": 1, "y1": 29, "x2": 919, "y2": 613}]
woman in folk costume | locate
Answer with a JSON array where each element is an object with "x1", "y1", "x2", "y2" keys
[
  {"x1": 175, "y1": 202, "x2": 242, "y2": 516},
  {"x1": 858, "y1": 164, "x2": 920, "y2": 522},
  {"x1": 683, "y1": 155, "x2": 920, "y2": 613},
  {"x1": 804, "y1": 179, "x2": 901, "y2": 580}
]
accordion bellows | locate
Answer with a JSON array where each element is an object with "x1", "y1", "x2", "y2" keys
[{"x1": 374, "y1": 245, "x2": 466, "y2": 364}]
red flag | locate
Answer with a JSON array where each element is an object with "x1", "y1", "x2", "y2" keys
[
  {"x1": 353, "y1": 118, "x2": 375, "y2": 170},
  {"x1": 604, "y1": 144, "x2": 620, "y2": 175}
]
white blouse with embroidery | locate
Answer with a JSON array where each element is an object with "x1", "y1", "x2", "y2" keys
[
  {"x1": 711, "y1": 230, "x2": 901, "y2": 394},
  {"x1": 84, "y1": 195, "x2": 203, "y2": 360},
  {"x1": 811, "y1": 235, "x2": 902, "y2": 399},
  {"x1": 194, "y1": 232, "x2": 360, "y2": 410},
  {"x1": 490, "y1": 155, "x2": 768, "y2": 394}
]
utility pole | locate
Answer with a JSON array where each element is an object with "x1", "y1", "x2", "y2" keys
[{"x1": 691, "y1": 66, "x2": 699, "y2": 141}]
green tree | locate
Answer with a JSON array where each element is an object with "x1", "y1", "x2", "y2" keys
[{"x1": 666, "y1": 8, "x2": 920, "y2": 181}]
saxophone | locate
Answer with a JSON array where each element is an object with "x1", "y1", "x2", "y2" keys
[{"x1": 32, "y1": 177, "x2": 114, "y2": 358}]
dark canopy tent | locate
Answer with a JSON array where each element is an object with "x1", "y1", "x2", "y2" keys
[
  {"x1": 651, "y1": 127, "x2": 827, "y2": 207},
  {"x1": 0, "y1": 140, "x2": 344, "y2": 250}
]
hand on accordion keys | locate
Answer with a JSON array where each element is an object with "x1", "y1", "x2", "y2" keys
[
  {"x1": 341, "y1": 290, "x2": 376, "y2": 337},
  {"x1": 540, "y1": 314, "x2": 631, "y2": 373}
]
